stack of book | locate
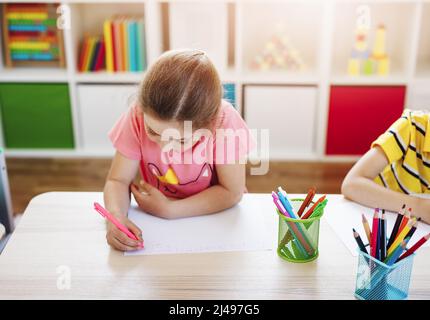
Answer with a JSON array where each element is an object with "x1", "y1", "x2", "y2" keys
[
  {"x1": 103, "y1": 15, "x2": 146, "y2": 72},
  {"x1": 78, "y1": 37, "x2": 106, "y2": 72},
  {"x1": 2, "y1": 3, "x2": 64, "y2": 67}
]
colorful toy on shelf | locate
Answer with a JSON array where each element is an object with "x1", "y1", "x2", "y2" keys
[
  {"x1": 249, "y1": 31, "x2": 306, "y2": 72},
  {"x1": 347, "y1": 25, "x2": 370, "y2": 76},
  {"x1": 371, "y1": 24, "x2": 390, "y2": 75},
  {"x1": 347, "y1": 23, "x2": 390, "y2": 76},
  {"x1": 1, "y1": 3, "x2": 65, "y2": 68}
]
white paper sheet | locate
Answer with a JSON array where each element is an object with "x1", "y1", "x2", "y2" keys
[
  {"x1": 324, "y1": 196, "x2": 430, "y2": 256},
  {"x1": 125, "y1": 194, "x2": 277, "y2": 256}
]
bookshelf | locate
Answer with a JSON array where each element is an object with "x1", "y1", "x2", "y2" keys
[{"x1": 0, "y1": 0, "x2": 429, "y2": 160}]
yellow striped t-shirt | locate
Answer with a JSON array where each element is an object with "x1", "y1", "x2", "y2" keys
[{"x1": 372, "y1": 109, "x2": 430, "y2": 194}]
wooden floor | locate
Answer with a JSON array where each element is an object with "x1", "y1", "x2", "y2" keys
[{"x1": 6, "y1": 158, "x2": 354, "y2": 215}]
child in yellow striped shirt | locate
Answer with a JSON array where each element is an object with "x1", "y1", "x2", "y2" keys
[{"x1": 342, "y1": 109, "x2": 430, "y2": 223}]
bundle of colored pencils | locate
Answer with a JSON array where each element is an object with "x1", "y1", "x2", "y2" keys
[
  {"x1": 353, "y1": 205, "x2": 429, "y2": 265},
  {"x1": 272, "y1": 186, "x2": 327, "y2": 256},
  {"x1": 272, "y1": 187, "x2": 327, "y2": 220}
]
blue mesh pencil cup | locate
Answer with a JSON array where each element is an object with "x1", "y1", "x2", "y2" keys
[{"x1": 354, "y1": 249, "x2": 415, "y2": 300}]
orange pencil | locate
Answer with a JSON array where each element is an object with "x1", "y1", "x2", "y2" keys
[
  {"x1": 396, "y1": 207, "x2": 411, "y2": 238},
  {"x1": 302, "y1": 195, "x2": 326, "y2": 219},
  {"x1": 298, "y1": 187, "x2": 316, "y2": 217}
]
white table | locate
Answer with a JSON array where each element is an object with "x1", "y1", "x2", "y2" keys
[{"x1": 0, "y1": 192, "x2": 429, "y2": 299}]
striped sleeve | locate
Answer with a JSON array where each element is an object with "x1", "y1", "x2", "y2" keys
[{"x1": 371, "y1": 115, "x2": 411, "y2": 164}]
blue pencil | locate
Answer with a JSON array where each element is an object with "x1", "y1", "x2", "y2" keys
[{"x1": 385, "y1": 239, "x2": 408, "y2": 266}]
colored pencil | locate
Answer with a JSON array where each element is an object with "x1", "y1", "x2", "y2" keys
[
  {"x1": 302, "y1": 195, "x2": 326, "y2": 219},
  {"x1": 380, "y1": 211, "x2": 387, "y2": 261},
  {"x1": 297, "y1": 187, "x2": 316, "y2": 217},
  {"x1": 404, "y1": 218, "x2": 418, "y2": 241},
  {"x1": 387, "y1": 219, "x2": 414, "y2": 256},
  {"x1": 396, "y1": 207, "x2": 411, "y2": 238},
  {"x1": 362, "y1": 213, "x2": 372, "y2": 244},
  {"x1": 385, "y1": 239, "x2": 408, "y2": 266},
  {"x1": 370, "y1": 209, "x2": 380, "y2": 258},
  {"x1": 397, "y1": 233, "x2": 430, "y2": 262},
  {"x1": 387, "y1": 204, "x2": 405, "y2": 249},
  {"x1": 353, "y1": 228, "x2": 368, "y2": 254}
]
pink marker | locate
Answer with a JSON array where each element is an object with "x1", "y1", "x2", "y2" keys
[{"x1": 94, "y1": 202, "x2": 142, "y2": 244}]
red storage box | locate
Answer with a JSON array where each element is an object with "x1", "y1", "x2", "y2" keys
[{"x1": 326, "y1": 86, "x2": 406, "y2": 155}]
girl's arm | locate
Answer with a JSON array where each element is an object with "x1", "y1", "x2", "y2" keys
[
  {"x1": 104, "y1": 151, "x2": 144, "y2": 250},
  {"x1": 131, "y1": 162, "x2": 246, "y2": 219},
  {"x1": 341, "y1": 146, "x2": 430, "y2": 223}
]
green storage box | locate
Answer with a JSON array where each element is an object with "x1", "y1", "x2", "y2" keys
[{"x1": 0, "y1": 83, "x2": 74, "y2": 149}]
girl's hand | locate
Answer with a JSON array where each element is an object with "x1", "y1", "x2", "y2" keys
[
  {"x1": 106, "y1": 215, "x2": 143, "y2": 251},
  {"x1": 131, "y1": 180, "x2": 174, "y2": 219}
]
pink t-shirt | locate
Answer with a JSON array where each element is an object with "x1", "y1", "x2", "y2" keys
[{"x1": 108, "y1": 100, "x2": 254, "y2": 199}]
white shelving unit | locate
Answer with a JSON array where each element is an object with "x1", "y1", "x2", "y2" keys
[{"x1": 0, "y1": 0, "x2": 429, "y2": 161}]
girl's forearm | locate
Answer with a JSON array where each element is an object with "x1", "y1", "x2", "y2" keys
[
  {"x1": 103, "y1": 180, "x2": 131, "y2": 218},
  {"x1": 169, "y1": 185, "x2": 243, "y2": 218},
  {"x1": 342, "y1": 177, "x2": 420, "y2": 213}
]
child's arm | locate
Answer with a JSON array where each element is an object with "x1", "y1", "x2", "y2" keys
[
  {"x1": 104, "y1": 151, "x2": 144, "y2": 251},
  {"x1": 130, "y1": 163, "x2": 246, "y2": 219},
  {"x1": 342, "y1": 146, "x2": 430, "y2": 223}
]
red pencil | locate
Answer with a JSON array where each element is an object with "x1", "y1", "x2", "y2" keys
[
  {"x1": 302, "y1": 195, "x2": 326, "y2": 219},
  {"x1": 397, "y1": 233, "x2": 430, "y2": 262},
  {"x1": 298, "y1": 187, "x2": 316, "y2": 217},
  {"x1": 370, "y1": 209, "x2": 380, "y2": 258}
]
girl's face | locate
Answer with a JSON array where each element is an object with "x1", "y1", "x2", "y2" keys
[{"x1": 144, "y1": 112, "x2": 202, "y2": 153}]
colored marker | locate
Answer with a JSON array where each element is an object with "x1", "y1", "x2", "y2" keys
[
  {"x1": 298, "y1": 187, "x2": 316, "y2": 217},
  {"x1": 272, "y1": 192, "x2": 313, "y2": 256},
  {"x1": 302, "y1": 195, "x2": 326, "y2": 219},
  {"x1": 277, "y1": 187, "x2": 295, "y2": 217},
  {"x1": 93, "y1": 202, "x2": 143, "y2": 246}
]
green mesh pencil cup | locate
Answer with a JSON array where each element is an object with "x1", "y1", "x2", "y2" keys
[{"x1": 276, "y1": 198, "x2": 326, "y2": 263}]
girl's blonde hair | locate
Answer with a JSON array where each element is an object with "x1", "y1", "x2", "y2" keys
[{"x1": 138, "y1": 49, "x2": 222, "y2": 129}]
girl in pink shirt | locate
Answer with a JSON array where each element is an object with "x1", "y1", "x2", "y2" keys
[{"x1": 104, "y1": 49, "x2": 254, "y2": 251}]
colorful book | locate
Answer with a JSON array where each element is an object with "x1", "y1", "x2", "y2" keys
[
  {"x1": 110, "y1": 21, "x2": 117, "y2": 71},
  {"x1": 90, "y1": 40, "x2": 101, "y2": 71},
  {"x1": 78, "y1": 37, "x2": 89, "y2": 72},
  {"x1": 94, "y1": 41, "x2": 106, "y2": 71},
  {"x1": 121, "y1": 19, "x2": 129, "y2": 71},
  {"x1": 103, "y1": 20, "x2": 114, "y2": 72},
  {"x1": 84, "y1": 37, "x2": 96, "y2": 72},
  {"x1": 128, "y1": 20, "x2": 137, "y2": 72},
  {"x1": 114, "y1": 18, "x2": 124, "y2": 71},
  {"x1": 136, "y1": 19, "x2": 145, "y2": 71}
]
